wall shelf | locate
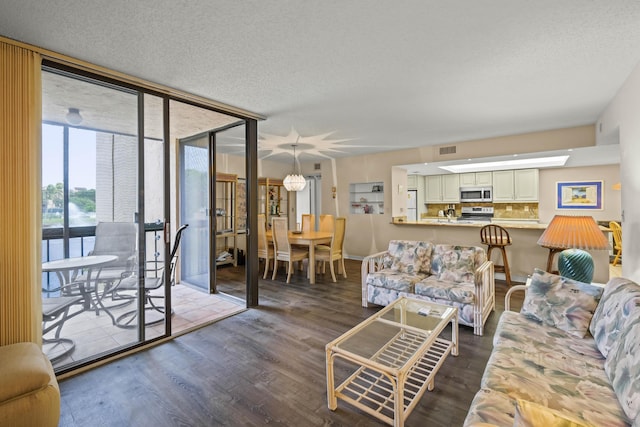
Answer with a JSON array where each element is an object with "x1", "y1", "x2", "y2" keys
[{"x1": 350, "y1": 182, "x2": 384, "y2": 214}]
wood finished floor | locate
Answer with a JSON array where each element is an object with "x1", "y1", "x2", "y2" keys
[{"x1": 58, "y1": 259, "x2": 523, "y2": 427}]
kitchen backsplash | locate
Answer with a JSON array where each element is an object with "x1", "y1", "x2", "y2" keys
[{"x1": 422, "y1": 202, "x2": 539, "y2": 219}]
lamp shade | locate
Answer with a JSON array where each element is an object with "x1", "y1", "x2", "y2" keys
[
  {"x1": 537, "y1": 215, "x2": 610, "y2": 250},
  {"x1": 538, "y1": 215, "x2": 610, "y2": 275},
  {"x1": 283, "y1": 174, "x2": 306, "y2": 191}
]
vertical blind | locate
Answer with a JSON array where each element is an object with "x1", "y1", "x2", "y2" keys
[{"x1": 0, "y1": 40, "x2": 42, "y2": 345}]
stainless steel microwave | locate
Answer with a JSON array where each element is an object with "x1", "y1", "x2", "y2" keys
[{"x1": 460, "y1": 186, "x2": 493, "y2": 203}]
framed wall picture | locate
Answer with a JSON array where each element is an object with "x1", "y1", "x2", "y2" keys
[{"x1": 557, "y1": 181, "x2": 603, "y2": 210}]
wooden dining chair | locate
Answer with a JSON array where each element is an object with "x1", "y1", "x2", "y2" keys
[
  {"x1": 319, "y1": 214, "x2": 335, "y2": 233},
  {"x1": 257, "y1": 214, "x2": 274, "y2": 279},
  {"x1": 271, "y1": 217, "x2": 309, "y2": 283},
  {"x1": 301, "y1": 214, "x2": 315, "y2": 232},
  {"x1": 610, "y1": 221, "x2": 622, "y2": 266},
  {"x1": 316, "y1": 217, "x2": 347, "y2": 282}
]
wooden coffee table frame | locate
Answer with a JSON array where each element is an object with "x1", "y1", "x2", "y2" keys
[{"x1": 326, "y1": 297, "x2": 458, "y2": 427}]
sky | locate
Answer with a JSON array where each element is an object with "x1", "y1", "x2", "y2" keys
[{"x1": 42, "y1": 124, "x2": 97, "y2": 189}]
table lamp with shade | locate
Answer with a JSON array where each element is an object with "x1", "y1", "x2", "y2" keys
[{"x1": 537, "y1": 215, "x2": 610, "y2": 283}]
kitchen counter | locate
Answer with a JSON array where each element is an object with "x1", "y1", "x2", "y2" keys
[
  {"x1": 389, "y1": 218, "x2": 609, "y2": 283},
  {"x1": 395, "y1": 218, "x2": 547, "y2": 230}
]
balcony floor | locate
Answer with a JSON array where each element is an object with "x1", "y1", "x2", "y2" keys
[{"x1": 44, "y1": 282, "x2": 245, "y2": 369}]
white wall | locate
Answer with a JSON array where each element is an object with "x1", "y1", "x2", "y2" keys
[{"x1": 597, "y1": 60, "x2": 640, "y2": 282}]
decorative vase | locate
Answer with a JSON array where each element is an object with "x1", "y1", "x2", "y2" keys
[{"x1": 558, "y1": 248, "x2": 594, "y2": 283}]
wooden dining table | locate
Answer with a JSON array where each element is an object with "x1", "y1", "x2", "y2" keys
[{"x1": 267, "y1": 230, "x2": 332, "y2": 284}]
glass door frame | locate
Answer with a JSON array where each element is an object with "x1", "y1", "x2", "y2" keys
[{"x1": 179, "y1": 121, "x2": 247, "y2": 295}]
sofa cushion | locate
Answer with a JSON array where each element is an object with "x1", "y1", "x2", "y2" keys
[
  {"x1": 431, "y1": 245, "x2": 477, "y2": 283},
  {"x1": 463, "y1": 388, "x2": 517, "y2": 426},
  {"x1": 388, "y1": 240, "x2": 433, "y2": 274},
  {"x1": 481, "y1": 334, "x2": 628, "y2": 426},
  {"x1": 0, "y1": 342, "x2": 53, "y2": 403},
  {"x1": 514, "y1": 399, "x2": 593, "y2": 427},
  {"x1": 494, "y1": 311, "x2": 604, "y2": 364},
  {"x1": 365, "y1": 269, "x2": 426, "y2": 292},
  {"x1": 589, "y1": 277, "x2": 640, "y2": 357},
  {"x1": 604, "y1": 317, "x2": 640, "y2": 422},
  {"x1": 415, "y1": 276, "x2": 475, "y2": 304},
  {"x1": 520, "y1": 268, "x2": 604, "y2": 338}
]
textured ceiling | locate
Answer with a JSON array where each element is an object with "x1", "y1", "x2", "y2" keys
[{"x1": 2, "y1": 0, "x2": 640, "y2": 162}]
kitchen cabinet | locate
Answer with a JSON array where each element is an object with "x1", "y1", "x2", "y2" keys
[
  {"x1": 425, "y1": 174, "x2": 459, "y2": 202},
  {"x1": 442, "y1": 174, "x2": 460, "y2": 202},
  {"x1": 492, "y1": 169, "x2": 539, "y2": 201},
  {"x1": 407, "y1": 174, "x2": 419, "y2": 189},
  {"x1": 460, "y1": 172, "x2": 492, "y2": 187},
  {"x1": 514, "y1": 169, "x2": 538, "y2": 201},
  {"x1": 425, "y1": 175, "x2": 442, "y2": 202}
]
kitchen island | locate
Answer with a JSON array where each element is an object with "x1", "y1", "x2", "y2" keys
[{"x1": 391, "y1": 218, "x2": 610, "y2": 283}]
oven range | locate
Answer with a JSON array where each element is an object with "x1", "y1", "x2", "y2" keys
[{"x1": 458, "y1": 206, "x2": 494, "y2": 222}]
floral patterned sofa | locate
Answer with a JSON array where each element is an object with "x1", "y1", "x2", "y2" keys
[
  {"x1": 361, "y1": 240, "x2": 495, "y2": 335},
  {"x1": 463, "y1": 269, "x2": 640, "y2": 426}
]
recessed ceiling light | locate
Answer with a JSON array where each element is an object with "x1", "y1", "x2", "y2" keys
[{"x1": 438, "y1": 155, "x2": 570, "y2": 173}]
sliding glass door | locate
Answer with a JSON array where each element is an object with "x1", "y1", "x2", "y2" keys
[
  {"x1": 180, "y1": 134, "x2": 212, "y2": 292},
  {"x1": 178, "y1": 120, "x2": 248, "y2": 298},
  {"x1": 41, "y1": 66, "x2": 170, "y2": 373}
]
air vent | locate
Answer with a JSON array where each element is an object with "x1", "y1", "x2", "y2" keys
[
  {"x1": 439, "y1": 146, "x2": 456, "y2": 155},
  {"x1": 314, "y1": 163, "x2": 321, "y2": 170}
]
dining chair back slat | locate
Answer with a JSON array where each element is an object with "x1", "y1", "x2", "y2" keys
[
  {"x1": 271, "y1": 217, "x2": 309, "y2": 283},
  {"x1": 301, "y1": 214, "x2": 315, "y2": 232},
  {"x1": 319, "y1": 214, "x2": 335, "y2": 233},
  {"x1": 316, "y1": 217, "x2": 347, "y2": 282},
  {"x1": 258, "y1": 214, "x2": 274, "y2": 279}
]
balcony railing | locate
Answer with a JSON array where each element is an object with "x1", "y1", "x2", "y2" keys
[{"x1": 42, "y1": 222, "x2": 164, "y2": 294}]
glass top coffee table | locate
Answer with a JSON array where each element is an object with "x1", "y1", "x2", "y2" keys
[{"x1": 326, "y1": 297, "x2": 458, "y2": 426}]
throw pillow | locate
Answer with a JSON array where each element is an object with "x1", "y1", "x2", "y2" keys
[
  {"x1": 431, "y1": 245, "x2": 476, "y2": 283},
  {"x1": 589, "y1": 277, "x2": 640, "y2": 357},
  {"x1": 603, "y1": 317, "x2": 640, "y2": 421},
  {"x1": 520, "y1": 268, "x2": 604, "y2": 338},
  {"x1": 389, "y1": 240, "x2": 433, "y2": 274},
  {"x1": 513, "y1": 399, "x2": 593, "y2": 427}
]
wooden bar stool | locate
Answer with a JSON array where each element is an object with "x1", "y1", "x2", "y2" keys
[{"x1": 480, "y1": 224, "x2": 512, "y2": 286}]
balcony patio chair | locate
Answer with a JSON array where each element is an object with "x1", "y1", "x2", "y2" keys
[
  {"x1": 257, "y1": 214, "x2": 274, "y2": 279},
  {"x1": 112, "y1": 224, "x2": 189, "y2": 328},
  {"x1": 42, "y1": 295, "x2": 84, "y2": 363},
  {"x1": 80, "y1": 222, "x2": 138, "y2": 311},
  {"x1": 271, "y1": 217, "x2": 309, "y2": 283}
]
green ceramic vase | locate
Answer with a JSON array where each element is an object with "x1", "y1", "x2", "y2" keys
[{"x1": 558, "y1": 248, "x2": 594, "y2": 283}]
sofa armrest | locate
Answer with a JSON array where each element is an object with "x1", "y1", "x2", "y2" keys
[
  {"x1": 361, "y1": 251, "x2": 389, "y2": 307},
  {"x1": 505, "y1": 284, "x2": 528, "y2": 311},
  {"x1": 472, "y1": 260, "x2": 495, "y2": 336}
]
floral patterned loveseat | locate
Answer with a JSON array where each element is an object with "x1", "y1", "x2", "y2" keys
[
  {"x1": 463, "y1": 269, "x2": 640, "y2": 426},
  {"x1": 361, "y1": 240, "x2": 495, "y2": 335}
]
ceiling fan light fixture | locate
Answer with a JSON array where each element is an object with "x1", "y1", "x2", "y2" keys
[
  {"x1": 283, "y1": 142, "x2": 307, "y2": 192},
  {"x1": 66, "y1": 107, "x2": 83, "y2": 125}
]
